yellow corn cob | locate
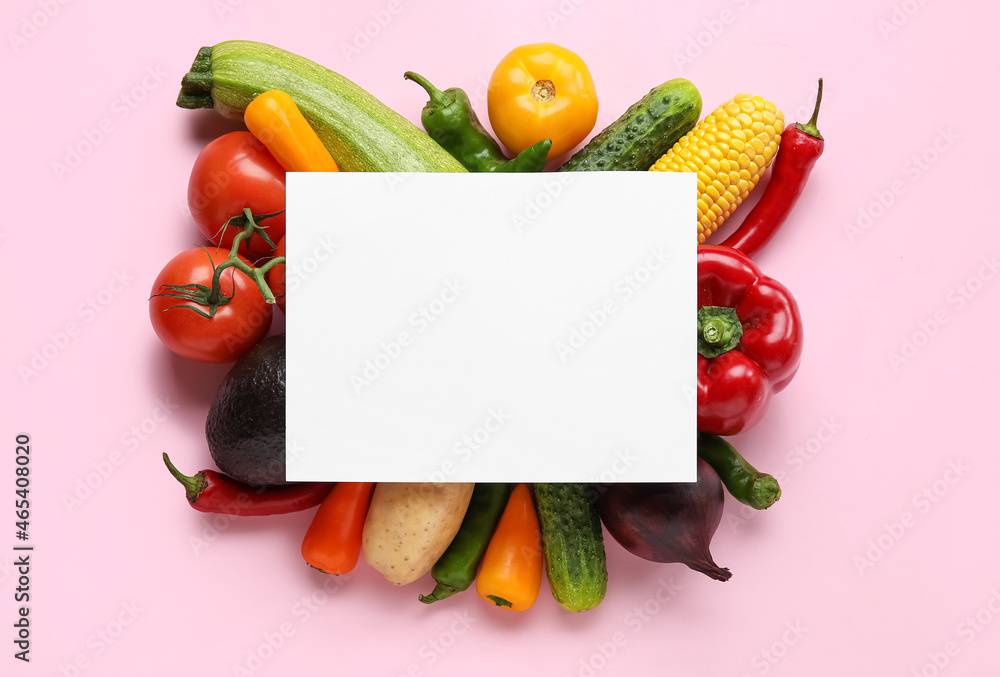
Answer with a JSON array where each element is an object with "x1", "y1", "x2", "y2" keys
[{"x1": 650, "y1": 93, "x2": 783, "y2": 244}]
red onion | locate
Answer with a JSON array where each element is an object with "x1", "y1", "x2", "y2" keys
[{"x1": 596, "y1": 459, "x2": 731, "y2": 581}]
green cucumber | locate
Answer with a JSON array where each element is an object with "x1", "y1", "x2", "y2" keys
[
  {"x1": 533, "y1": 483, "x2": 608, "y2": 612},
  {"x1": 177, "y1": 41, "x2": 466, "y2": 173},
  {"x1": 557, "y1": 78, "x2": 702, "y2": 172}
]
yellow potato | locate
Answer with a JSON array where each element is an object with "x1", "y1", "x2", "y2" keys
[{"x1": 362, "y1": 482, "x2": 474, "y2": 585}]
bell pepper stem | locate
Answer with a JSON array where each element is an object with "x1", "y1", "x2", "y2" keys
[
  {"x1": 403, "y1": 71, "x2": 454, "y2": 109},
  {"x1": 697, "y1": 306, "x2": 743, "y2": 358},
  {"x1": 702, "y1": 318, "x2": 728, "y2": 344}
]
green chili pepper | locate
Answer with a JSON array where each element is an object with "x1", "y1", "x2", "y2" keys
[
  {"x1": 419, "y1": 483, "x2": 510, "y2": 604},
  {"x1": 697, "y1": 433, "x2": 781, "y2": 510},
  {"x1": 404, "y1": 72, "x2": 551, "y2": 173}
]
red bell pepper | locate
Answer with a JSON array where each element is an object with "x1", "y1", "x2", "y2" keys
[{"x1": 697, "y1": 246, "x2": 803, "y2": 436}]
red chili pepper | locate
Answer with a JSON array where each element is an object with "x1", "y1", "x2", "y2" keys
[
  {"x1": 163, "y1": 453, "x2": 334, "y2": 516},
  {"x1": 697, "y1": 246, "x2": 803, "y2": 436},
  {"x1": 721, "y1": 79, "x2": 825, "y2": 258}
]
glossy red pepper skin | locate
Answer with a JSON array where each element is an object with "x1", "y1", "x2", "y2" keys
[
  {"x1": 163, "y1": 453, "x2": 334, "y2": 516},
  {"x1": 721, "y1": 79, "x2": 824, "y2": 258},
  {"x1": 697, "y1": 246, "x2": 803, "y2": 435}
]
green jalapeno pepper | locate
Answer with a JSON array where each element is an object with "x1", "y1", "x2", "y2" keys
[
  {"x1": 419, "y1": 483, "x2": 510, "y2": 604},
  {"x1": 697, "y1": 433, "x2": 781, "y2": 510},
  {"x1": 404, "y1": 72, "x2": 551, "y2": 173}
]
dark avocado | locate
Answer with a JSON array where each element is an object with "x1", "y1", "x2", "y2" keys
[{"x1": 206, "y1": 334, "x2": 286, "y2": 485}]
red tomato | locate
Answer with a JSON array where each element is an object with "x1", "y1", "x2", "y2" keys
[
  {"x1": 149, "y1": 247, "x2": 273, "y2": 363},
  {"x1": 268, "y1": 235, "x2": 286, "y2": 313},
  {"x1": 188, "y1": 132, "x2": 286, "y2": 259}
]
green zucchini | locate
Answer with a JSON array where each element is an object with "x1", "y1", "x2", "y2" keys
[
  {"x1": 557, "y1": 78, "x2": 702, "y2": 172},
  {"x1": 533, "y1": 483, "x2": 608, "y2": 612},
  {"x1": 177, "y1": 41, "x2": 467, "y2": 173}
]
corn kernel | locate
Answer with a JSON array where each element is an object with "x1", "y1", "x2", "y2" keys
[{"x1": 648, "y1": 93, "x2": 784, "y2": 241}]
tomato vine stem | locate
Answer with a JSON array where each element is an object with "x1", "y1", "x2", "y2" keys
[{"x1": 151, "y1": 207, "x2": 286, "y2": 316}]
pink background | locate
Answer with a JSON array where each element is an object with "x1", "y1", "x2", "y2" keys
[{"x1": 4, "y1": 0, "x2": 999, "y2": 674}]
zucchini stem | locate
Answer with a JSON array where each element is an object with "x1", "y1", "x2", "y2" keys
[{"x1": 177, "y1": 46, "x2": 215, "y2": 109}]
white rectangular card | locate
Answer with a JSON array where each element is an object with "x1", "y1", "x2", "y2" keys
[{"x1": 285, "y1": 172, "x2": 696, "y2": 482}]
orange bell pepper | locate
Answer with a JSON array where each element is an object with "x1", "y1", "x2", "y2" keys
[
  {"x1": 487, "y1": 42, "x2": 598, "y2": 159},
  {"x1": 476, "y1": 483, "x2": 543, "y2": 611},
  {"x1": 300, "y1": 482, "x2": 375, "y2": 575},
  {"x1": 244, "y1": 89, "x2": 339, "y2": 172}
]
